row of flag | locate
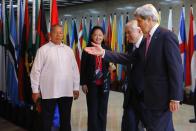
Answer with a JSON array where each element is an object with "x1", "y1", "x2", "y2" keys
[
  {"x1": 0, "y1": 0, "x2": 58, "y2": 105},
  {"x1": 177, "y1": 6, "x2": 196, "y2": 92}
]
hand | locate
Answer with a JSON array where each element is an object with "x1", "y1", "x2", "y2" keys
[
  {"x1": 73, "y1": 90, "x2": 79, "y2": 100},
  {"x1": 32, "y1": 93, "x2": 41, "y2": 103},
  {"x1": 84, "y1": 42, "x2": 104, "y2": 56},
  {"x1": 82, "y1": 85, "x2": 88, "y2": 94},
  {"x1": 169, "y1": 100, "x2": 180, "y2": 112}
]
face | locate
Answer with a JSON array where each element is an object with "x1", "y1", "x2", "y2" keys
[
  {"x1": 91, "y1": 29, "x2": 104, "y2": 45},
  {"x1": 125, "y1": 26, "x2": 140, "y2": 44},
  {"x1": 50, "y1": 26, "x2": 63, "y2": 45},
  {"x1": 135, "y1": 16, "x2": 151, "y2": 35}
]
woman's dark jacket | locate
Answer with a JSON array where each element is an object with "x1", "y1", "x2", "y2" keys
[{"x1": 80, "y1": 44, "x2": 111, "y2": 92}]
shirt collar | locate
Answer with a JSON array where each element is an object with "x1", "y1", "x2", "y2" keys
[
  {"x1": 50, "y1": 41, "x2": 64, "y2": 47},
  {"x1": 135, "y1": 35, "x2": 143, "y2": 48},
  {"x1": 149, "y1": 23, "x2": 159, "y2": 37}
]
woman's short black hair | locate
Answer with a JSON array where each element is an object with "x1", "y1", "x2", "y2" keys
[{"x1": 89, "y1": 26, "x2": 105, "y2": 45}]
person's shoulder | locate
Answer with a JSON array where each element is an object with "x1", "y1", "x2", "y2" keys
[
  {"x1": 38, "y1": 42, "x2": 51, "y2": 51},
  {"x1": 63, "y1": 44, "x2": 74, "y2": 53},
  {"x1": 158, "y1": 27, "x2": 174, "y2": 35}
]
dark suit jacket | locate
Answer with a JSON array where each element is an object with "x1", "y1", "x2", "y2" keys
[
  {"x1": 142, "y1": 26, "x2": 183, "y2": 110},
  {"x1": 80, "y1": 44, "x2": 110, "y2": 89},
  {"x1": 104, "y1": 39, "x2": 146, "y2": 109}
]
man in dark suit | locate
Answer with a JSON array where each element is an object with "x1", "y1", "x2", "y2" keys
[
  {"x1": 133, "y1": 4, "x2": 183, "y2": 131},
  {"x1": 86, "y1": 20, "x2": 146, "y2": 131}
]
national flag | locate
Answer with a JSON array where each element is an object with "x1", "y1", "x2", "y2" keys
[
  {"x1": 50, "y1": 0, "x2": 59, "y2": 26},
  {"x1": 17, "y1": 0, "x2": 24, "y2": 53},
  {"x1": 102, "y1": 15, "x2": 106, "y2": 34},
  {"x1": 88, "y1": 16, "x2": 93, "y2": 42},
  {"x1": 96, "y1": 16, "x2": 100, "y2": 26},
  {"x1": 32, "y1": 0, "x2": 39, "y2": 45},
  {"x1": 0, "y1": 2, "x2": 6, "y2": 93},
  {"x1": 36, "y1": 0, "x2": 48, "y2": 49},
  {"x1": 111, "y1": 14, "x2": 117, "y2": 81},
  {"x1": 78, "y1": 19, "x2": 83, "y2": 59},
  {"x1": 63, "y1": 19, "x2": 69, "y2": 45},
  {"x1": 111, "y1": 14, "x2": 117, "y2": 51},
  {"x1": 168, "y1": 7, "x2": 173, "y2": 31},
  {"x1": 82, "y1": 17, "x2": 88, "y2": 48},
  {"x1": 70, "y1": 19, "x2": 80, "y2": 68},
  {"x1": 18, "y1": 0, "x2": 30, "y2": 102},
  {"x1": 117, "y1": 14, "x2": 123, "y2": 80},
  {"x1": 7, "y1": 0, "x2": 19, "y2": 105},
  {"x1": 178, "y1": 6, "x2": 188, "y2": 88},
  {"x1": 188, "y1": 6, "x2": 196, "y2": 92},
  {"x1": 106, "y1": 15, "x2": 112, "y2": 47},
  {"x1": 9, "y1": 0, "x2": 18, "y2": 63}
]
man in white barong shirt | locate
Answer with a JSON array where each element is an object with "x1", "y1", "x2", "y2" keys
[{"x1": 30, "y1": 24, "x2": 80, "y2": 131}]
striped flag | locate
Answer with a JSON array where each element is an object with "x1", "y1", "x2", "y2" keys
[
  {"x1": 188, "y1": 6, "x2": 196, "y2": 92},
  {"x1": 7, "y1": 0, "x2": 19, "y2": 105},
  {"x1": 9, "y1": 0, "x2": 18, "y2": 63},
  {"x1": 178, "y1": 6, "x2": 188, "y2": 88},
  {"x1": 78, "y1": 19, "x2": 83, "y2": 59}
]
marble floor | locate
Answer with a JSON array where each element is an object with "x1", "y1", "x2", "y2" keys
[{"x1": 1, "y1": 90, "x2": 196, "y2": 131}]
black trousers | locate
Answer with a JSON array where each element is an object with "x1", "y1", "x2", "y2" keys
[
  {"x1": 86, "y1": 85, "x2": 109, "y2": 131},
  {"x1": 41, "y1": 97, "x2": 73, "y2": 131}
]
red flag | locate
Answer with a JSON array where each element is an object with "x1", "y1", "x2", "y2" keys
[
  {"x1": 50, "y1": 0, "x2": 59, "y2": 26},
  {"x1": 37, "y1": 0, "x2": 48, "y2": 47},
  {"x1": 188, "y1": 7, "x2": 195, "y2": 62},
  {"x1": 187, "y1": 6, "x2": 196, "y2": 90},
  {"x1": 18, "y1": 0, "x2": 30, "y2": 102}
]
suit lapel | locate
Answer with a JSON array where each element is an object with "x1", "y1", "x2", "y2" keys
[{"x1": 145, "y1": 27, "x2": 161, "y2": 61}]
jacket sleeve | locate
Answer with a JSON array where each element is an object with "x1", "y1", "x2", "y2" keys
[
  {"x1": 80, "y1": 50, "x2": 88, "y2": 85},
  {"x1": 164, "y1": 31, "x2": 184, "y2": 101},
  {"x1": 104, "y1": 50, "x2": 136, "y2": 65}
]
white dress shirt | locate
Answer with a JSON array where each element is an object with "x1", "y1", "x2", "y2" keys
[{"x1": 30, "y1": 41, "x2": 80, "y2": 99}]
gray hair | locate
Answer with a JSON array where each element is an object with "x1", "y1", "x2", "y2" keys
[
  {"x1": 125, "y1": 20, "x2": 141, "y2": 31},
  {"x1": 134, "y1": 4, "x2": 159, "y2": 22},
  {"x1": 50, "y1": 24, "x2": 63, "y2": 33}
]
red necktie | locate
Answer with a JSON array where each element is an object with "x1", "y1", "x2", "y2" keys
[{"x1": 145, "y1": 33, "x2": 151, "y2": 56}]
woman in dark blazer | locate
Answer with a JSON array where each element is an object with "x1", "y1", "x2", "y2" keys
[{"x1": 80, "y1": 26, "x2": 111, "y2": 131}]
